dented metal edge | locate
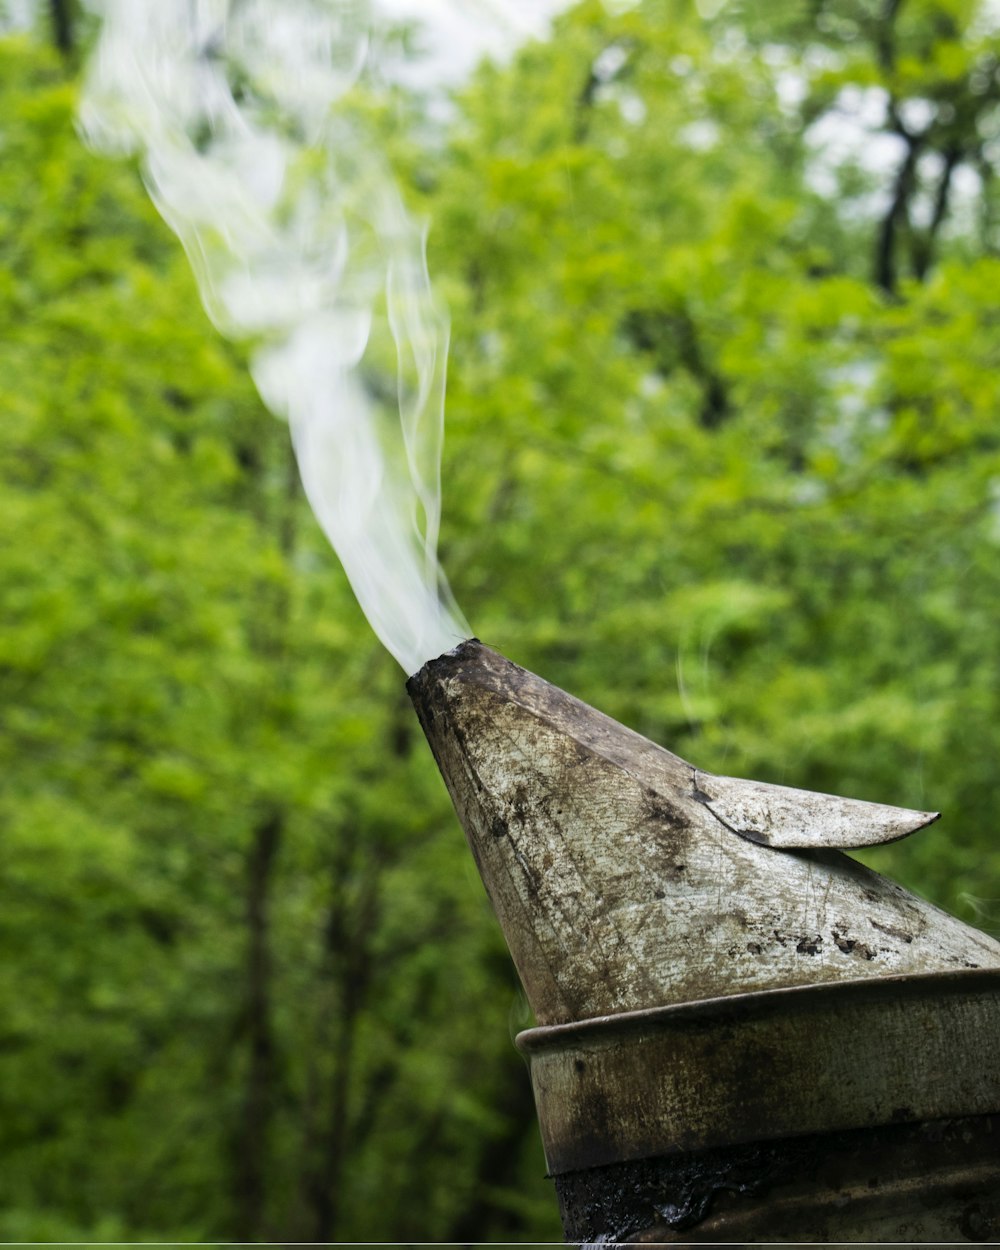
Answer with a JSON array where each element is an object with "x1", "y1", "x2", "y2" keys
[{"x1": 516, "y1": 968, "x2": 1000, "y2": 1174}]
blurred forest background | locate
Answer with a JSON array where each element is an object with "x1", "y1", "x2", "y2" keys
[{"x1": 2, "y1": 0, "x2": 1000, "y2": 1241}]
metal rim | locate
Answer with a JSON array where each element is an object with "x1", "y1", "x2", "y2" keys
[
  {"x1": 516, "y1": 966, "x2": 1000, "y2": 1052},
  {"x1": 517, "y1": 969, "x2": 1000, "y2": 1174}
]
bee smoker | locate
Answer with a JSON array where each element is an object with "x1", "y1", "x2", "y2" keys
[{"x1": 408, "y1": 640, "x2": 1000, "y2": 1242}]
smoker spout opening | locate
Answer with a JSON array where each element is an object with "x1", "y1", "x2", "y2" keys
[{"x1": 407, "y1": 639, "x2": 1000, "y2": 1241}]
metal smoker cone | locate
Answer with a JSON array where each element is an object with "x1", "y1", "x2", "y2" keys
[{"x1": 408, "y1": 639, "x2": 1000, "y2": 1242}]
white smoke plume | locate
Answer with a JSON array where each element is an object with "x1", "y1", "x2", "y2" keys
[{"x1": 80, "y1": 0, "x2": 470, "y2": 673}]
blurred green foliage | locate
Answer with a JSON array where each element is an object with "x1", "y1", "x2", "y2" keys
[{"x1": 2, "y1": 0, "x2": 1000, "y2": 1241}]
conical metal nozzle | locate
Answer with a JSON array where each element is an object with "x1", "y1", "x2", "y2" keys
[{"x1": 407, "y1": 639, "x2": 1000, "y2": 1027}]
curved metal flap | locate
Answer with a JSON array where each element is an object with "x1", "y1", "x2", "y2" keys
[{"x1": 696, "y1": 771, "x2": 939, "y2": 848}]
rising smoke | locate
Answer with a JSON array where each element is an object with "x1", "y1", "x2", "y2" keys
[{"x1": 80, "y1": 0, "x2": 470, "y2": 674}]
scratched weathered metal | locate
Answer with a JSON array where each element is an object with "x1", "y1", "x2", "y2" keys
[
  {"x1": 407, "y1": 640, "x2": 1000, "y2": 1028},
  {"x1": 696, "y1": 770, "x2": 939, "y2": 848},
  {"x1": 517, "y1": 969, "x2": 1000, "y2": 1172}
]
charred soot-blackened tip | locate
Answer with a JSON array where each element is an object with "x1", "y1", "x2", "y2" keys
[{"x1": 405, "y1": 636, "x2": 483, "y2": 693}]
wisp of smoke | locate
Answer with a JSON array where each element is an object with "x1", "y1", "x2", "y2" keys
[{"x1": 79, "y1": 0, "x2": 470, "y2": 674}]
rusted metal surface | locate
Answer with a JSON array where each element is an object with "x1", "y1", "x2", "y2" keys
[
  {"x1": 556, "y1": 1113, "x2": 1000, "y2": 1243},
  {"x1": 407, "y1": 639, "x2": 1000, "y2": 1241},
  {"x1": 407, "y1": 640, "x2": 1000, "y2": 1028},
  {"x1": 517, "y1": 969, "x2": 1000, "y2": 1173}
]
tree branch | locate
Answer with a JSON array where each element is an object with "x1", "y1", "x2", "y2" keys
[
  {"x1": 913, "y1": 145, "x2": 961, "y2": 281},
  {"x1": 875, "y1": 129, "x2": 923, "y2": 295}
]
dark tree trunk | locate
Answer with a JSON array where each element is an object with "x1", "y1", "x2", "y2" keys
[
  {"x1": 233, "y1": 808, "x2": 283, "y2": 1241},
  {"x1": 873, "y1": 0, "x2": 906, "y2": 76},
  {"x1": 306, "y1": 864, "x2": 379, "y2": 1242},
  {"x1": 979, "y1": 155, "x2": 998, "y2": 256},
  {"x1": 446, "y1": 1050, "x2": 539, "y2": 1242},
  {"x1": 49, "y1": 0, "x2": 73, "y2": 54},
  {"x1": 875, "y1": 132, "x2": 922, "y2": 295}
]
